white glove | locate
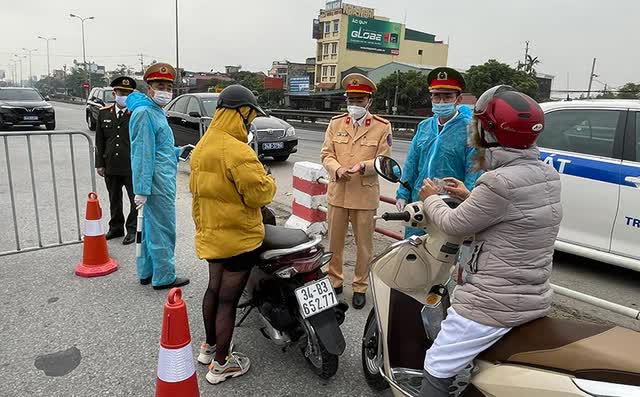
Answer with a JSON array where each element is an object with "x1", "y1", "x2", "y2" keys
[
  {"x1": 396, "y1": 198, "x2": 406, "y2": 212},
  {"x1": 134, "y1": 195, "x2": 147, "y2": 210}
]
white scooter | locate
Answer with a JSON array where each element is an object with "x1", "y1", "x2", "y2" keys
[{"x1": 361, "y1": 155, "x2": 640, "y2": 397}]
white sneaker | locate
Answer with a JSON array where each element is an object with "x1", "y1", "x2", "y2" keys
[
  {"x1": 197, "y1": 340, "x2": 234, "y2": 365},
  {"x1": 206, "y1": 352, "x2": 251, "y2": 385}
]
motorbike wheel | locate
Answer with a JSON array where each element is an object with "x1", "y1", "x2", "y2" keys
[
  {"x1": 302, "y1": 327, "x2": 339, "y2": 379},
  {"x1": 362, "y1": 308, "x2": 389, "y2": 391}
]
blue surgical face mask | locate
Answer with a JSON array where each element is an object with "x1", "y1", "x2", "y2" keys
[{"x1": 432, "y1": 103, "x2": 456, "y2": 118}]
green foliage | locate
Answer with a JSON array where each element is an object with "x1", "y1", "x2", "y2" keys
[
  {"x1": 63, "y1": 68, "x2": 107, "y2": 97},
  {"x1": 374, "y1": 70, "x2": 430, "y2": 115},
  {"x1": 466, "y1": 59, "x2": 539, "y2": 100},
  {"x1": 616, "y1": 83, "x2": 640, "y2": 99},
  {"x1": 259, "y1": 89, "x2": 284, "y2": 108},
  {"x1": 230, "y1": 71, "x2": 265, "y2": 95}
]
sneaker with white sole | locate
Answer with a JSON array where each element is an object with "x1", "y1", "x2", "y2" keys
[
  {"x1": 197, "y1": 340, "x2": 234, "y2": 365},
  {"x1": 205, "y1": 352, "x2": 251, "y2": 385}
]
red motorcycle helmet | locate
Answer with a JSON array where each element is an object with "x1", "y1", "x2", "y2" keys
[{"x1": 474, "y1": 85, "x2": 545, "y2": 149}]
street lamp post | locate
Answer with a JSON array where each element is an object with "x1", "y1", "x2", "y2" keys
[
  {"x1": 22, "y1": 48, "x2": 37, "y2": 87},
  {"x1": 175, "y1": 0, "x2": 180, "y2": 93},
  {"x1": 70, "y1": 13, "x2": 95, "y2": 97},
  {"x1": 8, "y1": 61, "x2": 16, "y2": 86},
  {"x1": 37, "y1": 36, "x2": 56, "y2": 77},
  {"x1": 13, "y1": 55, "x2": 25, "y2": 87}
]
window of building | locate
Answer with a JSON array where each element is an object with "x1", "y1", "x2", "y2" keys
[
  {"x1": 331, "y1": 42, "x2": 338, "y2": 54},
  {"x1": 536, "y1": 109, "x2": 621, "y2": 158},
  {"x1": 329, "y1": 65, "x2": 336, "y2": 77},
  {"x1": 325, "y1": 22, "x2": 331, "y2": 33},
  {"x1": 322, "y1": 66, "x2": 328, "y2": 77},
  {"x1": 323, "y1": 43, "x2": 330, "y2": 55},
  {"x1": 333, "y1": 20, "x2": 339, "y2": 32}
]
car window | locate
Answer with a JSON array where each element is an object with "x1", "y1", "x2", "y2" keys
[
  {"x1": 201, "y1": 95, "x2": 219, "y2": 117},
  {"x1": 538, "y1": 109, "x2": 620, "y2": 158},
  {"x1": 186, "y1": 97, "x2": 201, "y2": 116},
  {"x1": 635, "y1": 112, "x2": 640, "y2": 162},
  {"x1": 0, "y1": 89, "x2": 43, "y2": 101},
  {"x1": 172, "y1": 96, "x2": 189, "y2": 114},
  {"x1": 102, "y1": 88, "x2": 115, "y2": 103}
]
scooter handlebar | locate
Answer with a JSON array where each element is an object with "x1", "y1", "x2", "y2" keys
[{"x1": 380, "y1": 212, "x2": 411, "y2": 222}]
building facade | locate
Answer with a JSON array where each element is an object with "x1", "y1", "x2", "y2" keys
[{"x1": 313, "y1": 1, "x2": 448, "y2": 90}]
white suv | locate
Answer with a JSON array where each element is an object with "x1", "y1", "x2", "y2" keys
[{"x1": 538, "y1": 99, "x2": 640, "y2": 271}]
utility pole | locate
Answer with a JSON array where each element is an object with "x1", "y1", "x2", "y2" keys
[
  {"x1": 22, "y1": 48, "x2": 37, "y2": 87},
  {"x1": 524, "y1": 41, "x2": 530, "y2": 67},
  {"x1": 139, "y1": 53, "x2": 145, "y2": 74},
  {"x1": 587, "y1": 57, "x2": 597, "y2": 99},
  {"x1": 37, "y1": 36, "x2": 56, "y2": 77},
  {"x1": 175, "y1": 0, "x2": 180, "y2": 93}
]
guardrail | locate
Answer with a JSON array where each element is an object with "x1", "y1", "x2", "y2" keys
[
  {"x1": 0, "y1": 130, "x2": 96, "y2": 256},
  {"x1": 267, "y1": 109, "x2": 425, "y2": 130}
]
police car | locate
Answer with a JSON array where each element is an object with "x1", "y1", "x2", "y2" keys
[{"x1": 538, "y1": 99, "x2": 640, "y2": 271}]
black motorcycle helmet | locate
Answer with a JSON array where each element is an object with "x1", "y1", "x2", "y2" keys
[{"x1": 217, "y1": 84, "x2": 267, "y2": 117}]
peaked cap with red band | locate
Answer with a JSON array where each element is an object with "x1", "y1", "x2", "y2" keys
[
  {"x1": 342, "y1": 73, "x2": 377, "y2": 95},
  {"x1": 427, "y1": 67, "x2": 466, "y2": 92},
  {"x1": 143, "y1": 62, "x2": 176, "y2": 83}
]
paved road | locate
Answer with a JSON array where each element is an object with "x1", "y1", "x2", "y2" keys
[{"x1": 0, "y1": 102, "x2": 637, "y2": 397}]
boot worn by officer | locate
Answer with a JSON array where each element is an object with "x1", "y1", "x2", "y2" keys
[
  {"x1": 353, "y1": 292, "x2": 366, "y2": 309},
  {"x1": 153, "y1": 277, "x2": 190, "y2": 290},
  {"x1": 105, "y1": 229, "x2": 125, "y2": 240}
]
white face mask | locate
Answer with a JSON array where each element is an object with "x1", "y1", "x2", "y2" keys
[
  {"x1": 347, "y1": 105, "x2": 368, "y2": 120},
  {"x1": 152, "y1": 90, "x2": 173, "y2": 106},
  {"x1": 115, "y1": 95, "x2": 127, "y2": 108}
]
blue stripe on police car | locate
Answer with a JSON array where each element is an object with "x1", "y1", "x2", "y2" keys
[{"x1": 540, "y1": 150, "x2": 639, "y2": 188}]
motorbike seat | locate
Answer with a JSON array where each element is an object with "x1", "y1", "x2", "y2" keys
[
  {"x1": 261, "y1": 225, "x2": 311, "y2": 251},
  {"x1": 478, "y1": 316, "x2": 640, "y2": 386}
]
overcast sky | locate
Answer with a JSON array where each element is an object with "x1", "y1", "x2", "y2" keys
[{"x1": 1, "y1": 0, "x2": 638, "y2": 94}]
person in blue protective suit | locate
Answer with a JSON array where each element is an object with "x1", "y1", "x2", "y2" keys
[
  {"x1": 396, "y1": 67, "x2": 482, "y2": 238},
  {"x1": 127, "y1": 62, "x2": 190, "y2": 290}
]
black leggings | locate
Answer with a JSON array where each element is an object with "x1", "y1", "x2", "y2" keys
[{"x1": 203, "y1": 249, "x2": 261, "y2": 363}]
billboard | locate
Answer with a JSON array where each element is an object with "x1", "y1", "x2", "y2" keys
[
  {"x1": 347, "y1": 16, "x2": 401, "y2": 55},
  {"x1": 289, "y1": 76, "x2": 310, "y2": 95},
  {"x1": 264, "y1": 77, "x2": 284, "y2": 90}
]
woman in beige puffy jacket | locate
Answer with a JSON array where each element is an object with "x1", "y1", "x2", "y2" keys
[{"x1": 417, "y1": 86, "x2": 562, "y2": 397}]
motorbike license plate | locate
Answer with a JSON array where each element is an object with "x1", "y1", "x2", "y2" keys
[
  {"x1": 294, "y1": 277, "x2": 338, "y2": 319},
  {"x1": 262, "y1": 142, "x2": 284, "y2": 150},
  {"x1": 23, "y1": 116, "x2": 39, "y2": 121}
]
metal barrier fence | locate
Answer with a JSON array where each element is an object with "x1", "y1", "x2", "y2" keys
[
  {"x1": 316, "y1": 176, "x2": 403, "y2": 240},
  {"x1": 0, "y1": 130, "x2": 96, "y2": 256},
  {"x1": 198, "y1": 116, "x2": 213, "y2": 138},
  {"x1": 268, "y1": 109, "x2": 425, "y2": 131}
]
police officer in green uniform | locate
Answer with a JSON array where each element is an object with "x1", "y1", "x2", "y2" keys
[{"x1": 95, "y1": 76, "x2": 137, "y2": 245}]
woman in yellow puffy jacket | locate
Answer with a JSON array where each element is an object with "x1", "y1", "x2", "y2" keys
[{"x1": 189, "y1": 85, "x2": 276, "y2": 385}]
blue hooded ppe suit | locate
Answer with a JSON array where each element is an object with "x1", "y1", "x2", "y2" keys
[
  {"x1": 396, "y1": 105, "x2": 481, "y2": 237},
  {"x1": 127, "y1": 92, "x2": 180, "y2": 287}
]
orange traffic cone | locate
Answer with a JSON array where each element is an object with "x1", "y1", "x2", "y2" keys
[
  {"x1": 75, "y1": 192, "x2": 118, "y2": 277},
  {"x1": 156, "y1": 288, "x2": 200, "y2": 397}
]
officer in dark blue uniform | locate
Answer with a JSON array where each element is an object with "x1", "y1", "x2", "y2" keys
[{"x1": 95, "y1": 76, "x2": 137, "y2": 245}]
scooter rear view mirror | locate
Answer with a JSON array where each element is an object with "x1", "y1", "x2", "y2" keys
[{"x1": 374, "y1": 155, "x2": 402, "y2": 183}]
